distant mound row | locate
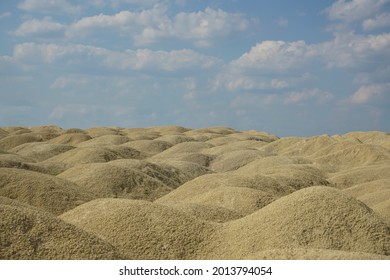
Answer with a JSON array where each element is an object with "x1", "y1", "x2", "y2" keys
[{"x1": 1, "y1": 125, "x2": 389, "y2": 259}]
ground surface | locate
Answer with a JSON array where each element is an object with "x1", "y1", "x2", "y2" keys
[{"x1": 1, "y1": 125, "x2": 390, "y2": 259}]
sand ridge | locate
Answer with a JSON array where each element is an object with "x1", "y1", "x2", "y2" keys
[{"x1": 1, "y1": 125, "x2": 390, "y2": 259}]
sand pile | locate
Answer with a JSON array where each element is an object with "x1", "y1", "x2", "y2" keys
[
  {"x1": 0, "y1": 168, "x2": 94, "y2": 215},
  {"x1": 57, "y1": 163, "x2": 172, "y2": 200},
  {"x1": 59, "y1": 198, "x2": 215, "y2": 259},
  {"x1": 47, "y1": 133, "x2": 92, "y2": 145},
  {"x1": 9, "y1": 143, "x2": 75, "y2": 162},
  {"x1": 0, "y1": 197, "x2": 121, "y2": 259},
  {"x1": 1, "y1": 125, "x2": 390, "y2": 260},
  {"x1": 204, "y1": 186, "x2": 390, "y2": 259}
]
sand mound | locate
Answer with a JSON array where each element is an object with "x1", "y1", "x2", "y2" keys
[
  {"x1": 76, "y1": 135, "x2": 130, "y2": 147},
  {"x1": 60, "y1": 198, "x2": 215, "y2": 259},
  {"x1": 148, "y1": 125, "x2": 190, "y2": 134},
  {"x1": 329, "y1": 165, "x2": 390, "y2": 189},
  {"x1": 9, "y1": 143, "x2": 75, "y2": 162},
  {"x1": 0, "y1": 168, "x2": 94, "y2": 215},
  {"x1": 44, "y1": 146, "x2": 145, "y2": 166},
  {"x1": 107, "y1": 159, "x2": 188, "y2": 188},
  {"x1": 343, "y1": 179, "x2": 390, "y2": 223},
  {"x1": 122, "y1": 128, "x2": 161, "y2": 140},
  {"x1": 160, "y1": 202, "x2": 243, "y2": 223},
  {"x1": 208, "y1": 149, "x2": 265, "y2": 172},
  {"x1": 85, "y1": 127, "x2": 123, "y2": 138},
  {"x1": 29, "y1": 125, "x2": 64, "y2": 135},
  {"x1": 204, "y1": 186, "x2": 390, "y2": 259},
  {"x1": 155, "y1": 134, "x2": 196, "y2": 145},
  {"x1": 0, "y1": 128, "x2": 9, "y2": 139},
  {"x1": 186, "y1": 126, "x2": 237, "y2": 135},
  {"x1": 311, "y1": 142, "x2": 390, "y2": 169},
  {"x1": 0, "y1": 198, "x2": 120, "y2": 259},
  {"x1": 47, "y1": 133, "x2": 92, "y2": 145},
  {"x1": 57, "y1": 163, "x2": 172, "y2": 200},
  {"x1": 156, "y1": 173, "x2": 276, "y2": 215},
  {"x1": 246, "y1": 248, "x2": 390, "y2": 260},
  {"x1": 1, "y1": 126, "x2": 32, "y2": 134},
  {"x1": 121, "y1": 140, "x2": 173, "y2": 155},
  {"x1": 0, "y1": 134, "x2": 45, "y2": 151}
]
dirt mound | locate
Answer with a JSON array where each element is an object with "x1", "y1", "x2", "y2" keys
[
  {"x1": 208, "y1": 149, "x2": 265, "y2": 172},
  {"x1": 159, "y1": 202, "x2": 243, "y2": 223},
  {"x1": 156, "y1": 173, "x2": 276, "y2": 215},
  {"x1": 9, "y1": 143, "x2": 75, "y2": 162},
  {"x1": 0, "y1": 128, "x2": 9, "y2": 139},
  {"x1": 57, "y1": 163, "x2": 172, "y2": 200},
  {"x1": 107, "y1": 159, "x2": 188, "y2": 188},
  {"x1": 0, "y1": 198, "x2": 121, "y2": 259},
  {"x1": 59, "y1": 198, "x2": 215, "y2": 259},
  {"x1": 343, "y1": 179, "x2": 390, "y2": 223},
  {"x1": 246, "y1": 248, "x2": 390, "y2": 260},
  {"x1": 311, "y1": 142, "x2": 390, "y2": 169},
  {"x1": 76, "y1": 135, "x2": 130, "y2": 147},
  {"x1": 329, "y1": 165, "x2": 390, "y2": 189},
  {"x1": 0, "y1": 168, "x2": 94, "y2": 215},
  {"x1": 0, "y1": 134, "x2": 45, "y2": 151},
  {"x1": 47, "y1": 133, "x2": 92, "y2": 145},
  {"x1": 155, "y1": 134, "x2": 196, "y2": 145},
  {"x1": 44, "y1": 146, "x2": 145, "y2": 166},
  {"x1": 121, "y1": 140, "x2": 173, "y2": 155},
  {"x1": 205, "y1": 186, "x2": 390, "y2": 259},
  {"x1": 85, "y1": 127, "x2": 123, "y2": 138}
]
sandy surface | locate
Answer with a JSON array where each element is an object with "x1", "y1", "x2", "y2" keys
[{"x1": 1, "y1": 125, "x2": 389, "y2": 259}]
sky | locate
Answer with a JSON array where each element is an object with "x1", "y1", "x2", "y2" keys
[{"x1": 0, "y1": 0, "x2": 389, "y2": 136}]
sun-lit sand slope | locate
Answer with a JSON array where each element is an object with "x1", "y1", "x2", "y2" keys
[{"x1": 1, "y1": 125, "x2": 390, "y2": 260}]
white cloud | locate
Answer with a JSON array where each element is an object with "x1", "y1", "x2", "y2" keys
[
  {"x1": 103, "y1": 48, "x2": 222, "y2": 71},
  {"x1": 321, "y1": 33, "x2": 390, "y2": 72},
  {"x1": 362, "y1": 12, "x2": 390, "y2": 30},
  {"x1": 276, "y1": 17, "x2": 288, "y2": 27},
  {"x1": 11, "y1": 42, "x2": 221, "y2": 72},
  {"x1": 231, "y1": 40, "x2": 317, "y2": 71},
  {"x1": 0, "y1": 12, "x2": 11, "y2": 19},
  {"x1": 325, "y1": 0, "x2": 389, "y2": 23},
  {"x1": 66, "y1": 6, "x2": 249, "y2": 47},
  {"x1": 18, "y1": 0, "x2": 82, "y2": 14},
  {"x1": 14, "y1": 17, "x2": 65, "y2": 36},
  {"x1": 350, "y1": 83, "x2": 390, "y2": 103},
  {"x1": 66, "y1": 6, "x2": 168, "y2": 38},
  {"x1": 13, "y1": 43, "x2": 108, "y2": 64},
  {"x1": 284, "y1": 89, "x2": 334, "y2": 104}
]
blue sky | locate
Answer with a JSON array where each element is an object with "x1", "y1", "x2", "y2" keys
[{"x1": 0, "y1": 0, "x2": 389, "y2": 136}]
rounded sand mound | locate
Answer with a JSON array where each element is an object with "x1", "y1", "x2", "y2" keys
[
  {"x1": 205, "y1": 186, "x2": 390, "y2": 259},
  {"x1": 59, "y1": 198, "x2": 216, "y2": 259},
  {"x1": 76, "y1": 135, "x2": 130, "y2": 147},
  {"x1": 0, "y1": 198, "x2": 121, "y2": 259},
  {"x1": 0, "y1": 168, "x2": 94, "y2": 215},
  {"x1": 0, "y1": 134, "x2": 44, "y2": 151},
  {"x1": 121, "y1": 140, "x2": 173, "y2": 155},
  {"x1": 9, "y1": 143, "x2": 75, "y2": 162},
  {"x1": 159, "y1": 202, "x2": 243, "y2": 223},
  {"x1": 47, "y1": 133, "x2": 92, "y2": 145},
  {"x1": 343, "y1": 179, "x2": 390, "y2": 223},
  {"x1": 156, "y1": 173, "x2": 276, "y2": 215},
  {"x1": 44, "y1": 146, "x2": 145, "y2": 166},
  {"x1": 107, "y1": 159, "x2": 188, "y2": 188},
  {"x1": 246, "y1": 248, "x2": 390, "y2": 260},
  {"x1": 329, "y1": 165, "x2": 390, "y2": 189},
  {"x1": 57, "y1": 163, "x2": 172, "y2": 200}
]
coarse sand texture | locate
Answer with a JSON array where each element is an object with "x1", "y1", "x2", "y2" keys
[{"x1": 1, "y1": 125, "x2": 390, "y2": 260}]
